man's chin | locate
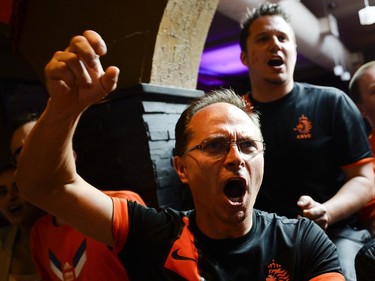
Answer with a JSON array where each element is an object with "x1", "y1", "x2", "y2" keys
[{"x1": 266, "y1": 76, "x2": 288, "y2": 85}]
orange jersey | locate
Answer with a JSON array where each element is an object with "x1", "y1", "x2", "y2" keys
[
  {"x1": 31, "y1": 190, "x2": 145, "y2": 281},
  {"x1": 358, "y1": 134, "x2": 375, "y2": 223}
]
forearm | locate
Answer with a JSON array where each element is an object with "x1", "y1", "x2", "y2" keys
[
  {"x1": 15, "y1": 31, "x2": 120, "y2": 246},
  {"x1": 16, "y1": 98, "x2": 83, "y2": 202},
  {"x1": 324, "y1": 173, "x2": 373, "y2": 225}
]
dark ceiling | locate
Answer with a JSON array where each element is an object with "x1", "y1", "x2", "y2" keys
[
  {"x1": 198, "y1": 0, "x2": 375, "y2": 93},
  {"x1": 1, "y1": 1, "x2": 375, "y2": 92}
]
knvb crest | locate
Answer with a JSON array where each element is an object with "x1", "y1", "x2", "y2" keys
[
  {"x1": 266, "y1": 259, "x2": 290, "y2": 281},
  {"x1": 293, "y1": 114, "x2": 312, "y2": 139}
]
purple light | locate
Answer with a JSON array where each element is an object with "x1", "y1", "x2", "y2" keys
[{"x1": 199, "y1": 43, "x2": 248, "y2": 76}]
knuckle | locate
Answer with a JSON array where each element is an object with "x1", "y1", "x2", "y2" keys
[{"x1": 70, "y1": 35, "x2": 85, "y2": 46}]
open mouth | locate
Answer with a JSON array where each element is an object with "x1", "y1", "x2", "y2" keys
[
  {"x1": 268, "y1": 57, "x2": 283, "y2": 67},
  {"x1": 8, "y1": 204, "x2": 22, "y2": 215},
  {"x1": 224, "y1": 180, "x2": 246, "y2": 202}
]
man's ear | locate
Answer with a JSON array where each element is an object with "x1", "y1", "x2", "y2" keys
[
  {"x1": 240, "y1": 51, "x2": 249, "y2": 67},
  {"x1": 173, "y1": 156, "x2": 188, "y2": 184}
]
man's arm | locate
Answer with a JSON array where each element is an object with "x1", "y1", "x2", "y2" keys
[
  {"x1": 298, "y1": 160, "x2": 374, "y2": 229},
  {"x1": 16, "y1": 30, "x2": 120, "y2": 246}
]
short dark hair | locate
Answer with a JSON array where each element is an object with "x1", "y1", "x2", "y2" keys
[
  {"x1": 239, "y1": 3, "x2": 291, "y2": 52},
  {"x1": 349, "y1": 61, "x2": 375, "y2": 104},
  {"x1": 174, "y1": 89, "x2": 261, "y2": 157}
]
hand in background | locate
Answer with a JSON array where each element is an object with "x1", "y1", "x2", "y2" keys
[{"x1": 297, "y1": 195, "x2": 329, "y2": 230}]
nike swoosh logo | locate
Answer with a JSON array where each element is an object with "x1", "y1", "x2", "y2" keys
[{"x1": 171, "y1": 248, "x2": 196, "y2": 262}]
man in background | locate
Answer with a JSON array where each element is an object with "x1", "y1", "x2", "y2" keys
[
  {"x1": 10, "y1": 112, "x2": 146, "y2": 280},
  {"x1": 349, "y1": 60, "x2": 375, "y2": 281},
  {"x1": 349, "y1": 61, "x2": 375, "y2": 237},
  {"x1": 239, "y1": 3, "x2": 374, "y2": 280}
]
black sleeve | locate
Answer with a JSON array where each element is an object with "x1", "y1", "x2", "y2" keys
[
  {"x1": 355, "y1": 239, "x2": 375, "y2": 281},
  {"x1": 299, "y1": 219, "x2": 343, "y2": 279}
]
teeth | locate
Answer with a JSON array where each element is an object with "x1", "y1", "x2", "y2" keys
[{"x1": 229, "y1": 197, "x2": 242, "y2": 203}]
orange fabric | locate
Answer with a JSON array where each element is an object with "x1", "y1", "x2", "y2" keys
[
  {"x1": 0, "y1": 0, "x2": 13, "y2": 23},
  {"x1": 164, "y1": 216, "x2": 200, "y2": 280},
  {"x1": 31, "y1": 190, "x2": 145, "y2": 281},
  {"x1": 31, "y1": 216, "x2": 130, "y2": 281},
  {"x1": 111, "y1": 197, "x2": 130, "y2": 255},
  {"x1": 109, "y1": 189, "x2": 146, "y2": 253},
  {"x1": 358, "y1": 134, "x2": 375, "y2": 222},
  {"x1": 340, "y1": 157, "x2": 373, "y2": 169},
  {"x1": 309, "y1": 272, "x2": 345, "y2": 281},
  {"x1": 103, "y1": 190, "x2": 146, "y2": 206}
]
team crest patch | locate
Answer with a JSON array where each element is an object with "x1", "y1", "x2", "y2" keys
[
  {"x1": 293, "y1": 114, "x2": 312, "y2": 139},
  {"x1": 266, "y1": 259, "x2": 290, "y2": 281}
]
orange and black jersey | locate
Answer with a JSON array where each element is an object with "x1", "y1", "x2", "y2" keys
[
  {"x1": 358, "y1": 133, "x2": 375, "y2": 224},
  {"x1": 244, "y1": 82, "x2": 373, "y2": 223},
  {"x1": 112, "y1": 199, "x2": 344, "y2": 280}
]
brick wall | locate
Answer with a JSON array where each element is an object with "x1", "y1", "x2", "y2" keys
[
  {"x1": 74, "y1": 84, "x2": 203, "y2": 210},
  {"x1": 0, "y1": 81, "x2": 202, "y2": 210}
]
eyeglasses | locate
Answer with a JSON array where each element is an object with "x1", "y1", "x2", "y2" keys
[
  {"x1": 181, "y1": 137, "x2": 265, "y2": 160},
  {"x1": 10, "y1": 146, "x2": 22, "y2": 167}
]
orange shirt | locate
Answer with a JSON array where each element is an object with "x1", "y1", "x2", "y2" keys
[
  {"x1": 31, "y1": 190, "x2": 145, "y2": 281},
  {"x1": 358, "y1": 134, "x2": 375, "y2": 222}
]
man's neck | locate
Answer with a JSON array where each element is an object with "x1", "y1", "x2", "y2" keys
[
  {"x1": 250, "y1": 80, "x2": 294, "y2": 103},
  {"x1": 195, "y1": 211, "x2": 253, "y2": 239}
]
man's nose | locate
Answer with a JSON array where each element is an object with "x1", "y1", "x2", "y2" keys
[
  {"x1": 269, "y1": 36, "x2": 282, "y2": 51},
  {"x1": 224, "y1": 144, "x2": 244, "y2": 168}
]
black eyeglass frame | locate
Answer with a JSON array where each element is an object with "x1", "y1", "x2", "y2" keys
[{"x1": 181, "y1": 138, "x2": 265, "y2": 160}]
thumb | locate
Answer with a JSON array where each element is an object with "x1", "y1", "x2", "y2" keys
[
  {"x1": 297, "y1": 195, "x2": 312, "y2": 207},
  {"x1": 101, "y1": 66, "x2": 120, "y2": 94}
]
